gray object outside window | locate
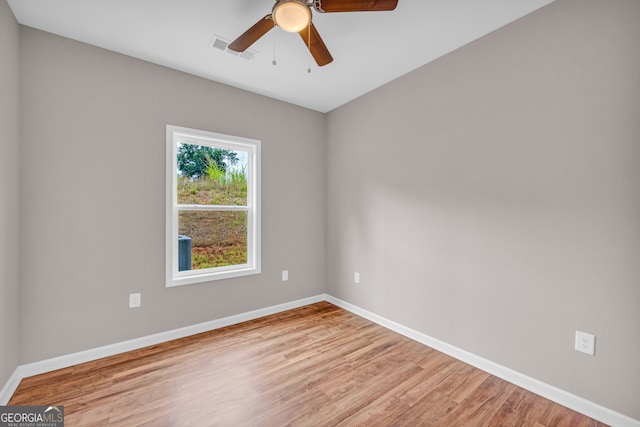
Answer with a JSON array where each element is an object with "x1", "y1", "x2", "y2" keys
[{"x1": 178, "y1": 235, "x2": 192, "y2": 271}]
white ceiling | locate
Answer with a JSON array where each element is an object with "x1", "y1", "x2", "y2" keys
[{"x1": 7, "y1": 0, "x2": 555, "y2": 113}]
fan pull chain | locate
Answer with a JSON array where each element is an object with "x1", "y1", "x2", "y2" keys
[
  {"x1": 272, "y1": 29, "x2": 277, "y2": 66},
  {"x1": 307, "y1": 23, "x2": 311, "y2": 74}
]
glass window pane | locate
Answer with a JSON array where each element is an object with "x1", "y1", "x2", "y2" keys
[
  {"x1": 176, "y1": 143, "x2": 248, "y2": 206},
  {"x1": 178, "y1": 210, "x2": 248, "y2": 270},
  {"x1": 167, "y1": 125, "x2": 260, "y2": 287}
]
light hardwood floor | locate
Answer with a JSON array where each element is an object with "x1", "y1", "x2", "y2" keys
[{"x1": 10, "y1": 302, "x2": 608, "y2": 426}]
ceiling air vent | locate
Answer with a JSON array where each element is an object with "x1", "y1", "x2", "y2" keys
[
  {"x1": 209, "y1": 35, "x2": 257, "y2": 61},
  {"x1": 212, "y1": 37, "x2": 228, "y2": 51}
]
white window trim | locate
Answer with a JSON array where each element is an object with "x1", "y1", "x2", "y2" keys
[{"x1": 166, "y1": 125, "x2": 261, "y2": 287}]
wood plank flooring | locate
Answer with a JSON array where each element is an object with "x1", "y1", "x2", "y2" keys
[{"x1": 9, "y1": 302, "x2": 608, "y2": 426}]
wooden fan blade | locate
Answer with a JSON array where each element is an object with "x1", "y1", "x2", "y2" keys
[
  {"x1": 298, "y1": 23, "x2": 334, "y2": 66},
  {"x1": 314, "y1": 0, "x2": 398, "y2": 13},
  {"x1": 228, "y1": 15, "x2": 275, "y2": 52}
]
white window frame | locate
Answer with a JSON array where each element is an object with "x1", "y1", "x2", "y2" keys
[{"x1": 166, "y1": 125, "x2": 261, "y2": 287}]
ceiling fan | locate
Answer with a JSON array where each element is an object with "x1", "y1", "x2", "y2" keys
[{"x1": 228, "y1": 0, "x2": 399, "y2": 67}]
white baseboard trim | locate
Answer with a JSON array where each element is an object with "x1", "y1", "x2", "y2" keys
[
  {"x1": 325, "y1": 295, "x2": 639, "y2": 427},
  {"x1": 0, "y1": 367, "x2": 22, "y2": 405},
  {"x1": 1, "y1": 294, "x2": 325, "y2": 403}
]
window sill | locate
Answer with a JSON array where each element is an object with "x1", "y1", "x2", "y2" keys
[{"x1": 166, "y1": 265, "x2": 261, "y2": 288}]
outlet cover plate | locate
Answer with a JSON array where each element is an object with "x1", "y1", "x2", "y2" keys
[
  {"x1": 129, "y1": 293, "x2": 141, "y2": 308},
  {"x1": 282, "y1": 270, "x2": 288, "y2": 281},
  {"x1": 575, "y1": 330, "x2": 595, "y2": 356}
]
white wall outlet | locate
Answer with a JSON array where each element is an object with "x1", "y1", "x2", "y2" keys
[
  {"x1": 575, "y1": 330, "x2": 595, "y2": 355},
  {"x1": 129, "y1": 293, "x2": 141, "y2": 308},
  {"x1": 354, "y1": 272, "x2": 360, "y2": 284},
  {"x1": 282, "y1": 270, "x2": 288, "y2": 281}
]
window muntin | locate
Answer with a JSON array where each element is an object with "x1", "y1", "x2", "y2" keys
[{"x1": 166, "y1": 125, "x2": 260, "y2": 287}]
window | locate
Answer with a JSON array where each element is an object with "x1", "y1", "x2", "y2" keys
[{"x1": 166, "y1": 125, "x2": 260, "y2": 287}]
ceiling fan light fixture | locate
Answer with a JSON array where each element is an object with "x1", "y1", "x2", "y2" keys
[{"x1": 273, "y1": 0, "x2": 311, "y2": 33}]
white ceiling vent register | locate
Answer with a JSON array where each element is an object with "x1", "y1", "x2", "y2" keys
[{"x1": 209, "y1": 35, "x2": 257, "y2": 60}]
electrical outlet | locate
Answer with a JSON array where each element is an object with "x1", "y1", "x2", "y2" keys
[
  {"x1": 575, "y1": 331, "x2": 595, "y2": 356},
  {"x1": 282, "y1": 270, "x2": 288, "y2": 281},
  {"x1": 129, "y1": 293, "x2": 141, "y2": 308},
  {"x1": 354, "y1": 272, "x2": 360, "y2": 284}
]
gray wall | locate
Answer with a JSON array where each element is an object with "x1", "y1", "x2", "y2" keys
[
  {"x1": 0, "y1": 0, "x2": 20, "y2": 390},
  {"x1": 18, "y1": 26, "x2": 326, "y2": 363},
  {"x1": 326, "y1": 0, "x2": 640, "y2": 420}
]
